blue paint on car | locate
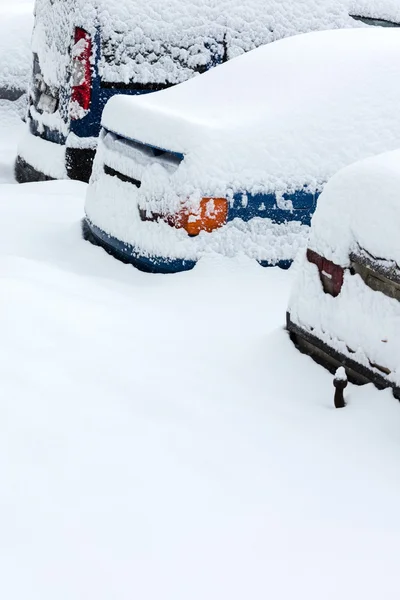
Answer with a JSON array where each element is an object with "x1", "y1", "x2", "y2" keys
[
  {"x1": 82, "y1": 218, "x2": 197, "y2": 274},
  {"x1": 229, "y1": 189, "x2": 318, "y2": 225}
]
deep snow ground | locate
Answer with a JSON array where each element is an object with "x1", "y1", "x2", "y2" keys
[{"x1": 2, "y1": 105, "x2": 400, "y2": 599}]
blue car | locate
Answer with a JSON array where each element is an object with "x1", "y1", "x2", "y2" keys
[
  {"x1": 83, "y1": 28, "x2": 400, "y2": 272},
  {"x1": 15, "y1": 0, "x2": 377, "y2": 184}
]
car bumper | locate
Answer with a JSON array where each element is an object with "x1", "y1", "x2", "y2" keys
[
  {"x1": 16, "y1": 129, "x2": 96, "y2": 183},
  {"x1": 16, "y1": 129, "x2": 67, "y2": 182},
  {"x1": 85, "y1": 137, "x2": 313, "y2": 268},
  {"x1": 286, "y1": 312, "x2": 400, "y2": 400},
  {"x1": 65, "y1": 147, "x2": 96, "y2": 182},
  {"x1": 82, "y1": 218, "x2": 197, "y2": 274},
  {"x1": 0, "y1": 86, "x2": 26, "y2": 101},
  {"x1": 14, "y1": 155, "x2": 55, "y2": 183}
]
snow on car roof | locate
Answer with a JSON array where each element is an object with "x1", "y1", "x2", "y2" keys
[
  {"x1": 350, "y1": 0, "x2": 400, "y2": 23},
  {"x1": 97, "y1": 0, "x2": 361, "y2": 84},
  {"x1": 308, "y1": 148, "x2": 400, "y2": 268},
  {"x1": 102, "y1": 28, "x2": 400, "y2": 196},
  {"x1": 33, "y1": 0, "x2": 372, "y2": 88},
  {"x1": 0, "y1": 3, "x2": 33, "y2": 94},
  {"x1": 32, "y1": 0, "x2": 400, "y2": 88}
]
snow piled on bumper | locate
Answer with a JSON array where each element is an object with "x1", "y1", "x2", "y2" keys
[
  {"x1": 17, "y1": 130, "x2": 67, "y2": 179},
  {"x1": 85, "y1": 161, "x2": 309, "y2": 264},
  {"x1": 289, "y1": 256, "x2": 400, "y2": 387}
]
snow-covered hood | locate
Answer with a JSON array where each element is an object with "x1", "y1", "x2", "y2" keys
[
  {"x1": 308, "y1": 149, "x2": 400, "y2": 268},
  {"x1": 102, "y1": 28, "x2": 400, "y2": 196}
]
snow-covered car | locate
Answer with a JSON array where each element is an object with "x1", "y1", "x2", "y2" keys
[
  {"x1": 14, "y1": 0, "x2": 394, "y2": 185},
  {"x1": 350, "y1": 0, "x2": 400, "y2": 27},
  {"x1": 287, "y1": 149, "x2": 400, "y2": 399},
  {"x1": 0, "y1": 2, "x2": 33, "y2": 101},
  {"x1": 83, "y1": 27, "x2": 400, "y2": 274}
]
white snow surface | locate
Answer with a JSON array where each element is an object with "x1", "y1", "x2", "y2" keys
[
  {"x1": 97, "y1": 0, "x2": 361, "y2": 84},
  {"x1": 335, "y1": 366, "x2": 347, "y2": 381},
  {"x1": 308, "y1": 149, "x2": 400, "y2": 267},
  {"x1": 31, "y1": 0, "x2": 379, "y2": 88},
  {"x1": 30, "y1": 0, "x2": 400, "y2": 89},
  {"x1": 101, "y1": 28, "x2": 400, "y2": 198},
  {"x1": 350, "y1": 0, "x2": 400, "y2": 22},
  {"x1": 17, "y1": 129, "x2": 67, "y2": 179},
  {"x1": 0, "y1": 1, "x2": 33, "y2": 93},
  {"x1": 288, "y1": 149, "x2": 400, "y2": 387},
  {"x1": 3, "y1": 132, "x2": 400, "y2": 600},
  {"x1": 3, "y1": 93, "x2": 400, "y2": 600}
]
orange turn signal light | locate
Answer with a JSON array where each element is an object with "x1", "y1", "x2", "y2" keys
[
  {"x1": 176, "y1": 198, "x2": 228, "y2": 236},
  {"x1": 140, "y1": 197, "x2": 228, "y2": 236}
]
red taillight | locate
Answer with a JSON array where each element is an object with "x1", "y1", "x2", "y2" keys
[
  {"x1": 307, "y1": 248, "x2": 344, "y2": 297},
  {"x1": 70, "y1": 27, "x2": 92, "y2": 119}
]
